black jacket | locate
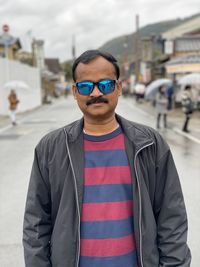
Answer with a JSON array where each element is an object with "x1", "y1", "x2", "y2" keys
[{"x1": 23, "y1": 115, "x2": 191, "y2": 266}]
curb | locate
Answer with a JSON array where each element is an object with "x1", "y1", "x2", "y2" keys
[{"x1": 173, "y1": 127, "x2": 200, "y2": 145}]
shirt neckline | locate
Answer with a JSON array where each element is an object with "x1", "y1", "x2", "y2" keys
[{"x1": 83, "y1": 126, "x2": 122, "y2": 142}]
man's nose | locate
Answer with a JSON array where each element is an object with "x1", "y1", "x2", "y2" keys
[{"x1": 90, "y1": 85, "x2": 103, "y2": 96}]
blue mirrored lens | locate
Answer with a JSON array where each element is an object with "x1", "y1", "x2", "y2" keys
[
  {"x1": 76, "y1": 80, "x2": 116, "y2": 95},
  {"x1": 76, "y1": 81, "x2": 93, "y2": 95},
  {"x1": 99, "y1": 80, "x2": 115, "y2": 94}
]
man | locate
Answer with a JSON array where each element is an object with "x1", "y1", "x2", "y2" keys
[
  {"x1": 8, "y1": 89, "x2": 19, "y2": 125},
  {"x1": 23, "y1": 50, "x2": 191, "y2": 266}
]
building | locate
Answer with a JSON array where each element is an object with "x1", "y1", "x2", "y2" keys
[
  {"x1": 140, "y1": 35, "x2": 165, "y2": 81},
  {"x1": 0, "y1": 33, "x2": 21, "y2": 60},
  {"x1": 162, "y1": 15, "x2": 200, "y2": 77},
  {"x1": 165, "y1": 54, "x2": 200, "y2": 75},
  {"x1": 45, "y1": 58, "x2": 61, "y2": 79},
  {"x1": 172, "y1": 35, "x2": 200, "y2": 58},
  {"x1": 15, "y1": 50, "x2": 33, "y2": 66},
  {"x1": 162, "y1": 15, "x2": 200, "y2": 41},
  {"x1": 32, "y1": 39, "x2": 45, "y2": 70}
]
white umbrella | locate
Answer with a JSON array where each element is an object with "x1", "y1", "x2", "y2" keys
[
  {"x1": 3, "y1": 80, "x2": 31, "y2": 91},
  {"x1": 178, "y1": 73, "x2": 200, "y2": 88},
  {"x1": 145, "y1": 78, "x2": 172, "y2": 100}
]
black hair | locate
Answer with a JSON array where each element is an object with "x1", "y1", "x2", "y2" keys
[
  {"x1": 72, "y1": 49, "x2": 120, "y2": 82},
  {"x1": 184, "y1": 85, "x2": 191, "y2": 90},
  {"x1": 158, "y1": 85, "x2": 165, "y2": 93}
]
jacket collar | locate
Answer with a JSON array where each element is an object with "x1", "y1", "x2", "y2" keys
[
  {"x1": 116, "y1": 114, "x2": 154, "y2": 151},
  {"x1": 64, "y1": 114, "x2": 154, "y2": 151},
  {"x1": 64, "y1": 117, "x2": 84, "y2": 142}
]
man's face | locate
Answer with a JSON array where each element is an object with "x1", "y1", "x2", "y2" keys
[{"x1": 72, "y1": 56, "x2": 122, "y2": 122}]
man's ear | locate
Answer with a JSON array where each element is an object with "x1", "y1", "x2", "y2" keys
[
  {"x1": 72, "y1": 84, "x2": 77, "y2": 99},
  {"x1": 117, "y1": 80, "x2": 122, "y2": 96}
]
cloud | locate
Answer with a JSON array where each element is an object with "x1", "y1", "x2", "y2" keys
[{"x1": 0, "y1": 0, "x2": 199, "y2": 61}]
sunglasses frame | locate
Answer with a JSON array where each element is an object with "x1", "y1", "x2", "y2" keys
[{"x1": 75, "y1": 79, "x2": 117, "y2": 95}]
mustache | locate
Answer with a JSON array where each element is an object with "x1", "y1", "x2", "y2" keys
[{"x1": 86, "y1": 96, "x2": 109, "y2": 106}]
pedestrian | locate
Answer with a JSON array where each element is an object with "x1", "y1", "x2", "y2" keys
[
  {"x1": 64, "y1": 81, "x2": 71, "y2": 97},
  {"x1": 181, "y1": 85, "x2": 194, "y2": 133},
  {"x1": 23, "y1": 50, "x2": 191, "y2": 267},
  {"x1": 155, "y1": 85, "x2": 168, "y2": 129},
  {"x1": 8, "y1": 89, "x2": 19, "y2": 125},
  {"x1": 166, "y1": 78, "x2": 176, "y2": 111},
  {"x1": 122, "y1": 79, "x2": 129, "y2": 96},
  {"x1": 134, "y1": 82, "x2": 145, "y2": 102}
]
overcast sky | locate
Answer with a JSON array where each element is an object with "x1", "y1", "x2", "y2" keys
[{"x1": 0, "y1": 0, "x2": 199, "y2": 62}]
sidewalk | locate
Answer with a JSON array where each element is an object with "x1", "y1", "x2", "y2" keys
[{"x1": 130, "y1": 97, "x2": 200, "y2": 144}]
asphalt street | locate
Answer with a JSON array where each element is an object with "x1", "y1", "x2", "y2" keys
[{"x1": 0, "y1": 95, "x2": 199, "y2": 266}]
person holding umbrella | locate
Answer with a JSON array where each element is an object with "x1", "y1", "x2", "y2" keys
[
  {"x1": 181, "y1": 85, "x2": 194, "y2": 133},
  {"x1": 145, "y1": 78, "x2": 172, "y2": 101},
  {"x1": 155, "y1": 85, "x2": 168, "y2": 129},
  {"x1": 8, "y1": 89, "x2": 19, "y2": 125}
]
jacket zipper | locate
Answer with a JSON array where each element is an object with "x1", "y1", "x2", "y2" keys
[
  {"x1": 64, "y1": 129, "x2": 80, "y2": 267},
  {"x1": 134, "y1": 142, "x2": 154, "y2": 267}
]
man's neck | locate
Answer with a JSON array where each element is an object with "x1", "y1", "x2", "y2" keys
[{"x1": 83, "y1": 115, "x2": 119, "y2": 136}]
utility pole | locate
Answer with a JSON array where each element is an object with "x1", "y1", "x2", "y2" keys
[
  {"x1": 72, "y1": 35, "x2": 76, "y2": 61},
  {"x1": 134, "y1": 14, "x2": 140, "y2": 82},
  {"x1": 2, "y1": 24, "x2": 11, "y2": 82},
  {"x1": 123, "y1": 35, "x2": 129, "y2": 79}
]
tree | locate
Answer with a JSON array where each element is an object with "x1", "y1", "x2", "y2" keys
[{"x1": 62, "y1": 62, "x2": 73, "y2": 80}]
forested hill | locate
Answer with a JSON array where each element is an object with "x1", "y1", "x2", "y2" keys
[{"x1": 99, "y1": 13, "x2": 200, "y2": 61}]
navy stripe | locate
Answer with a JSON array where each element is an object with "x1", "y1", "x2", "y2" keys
[
  {"x1": 83, "y1": 184, "x2": 133, "y2": 203},
  {"x1": 85, "y1": 150, "x2": 129, "y2": 168},
  {"x1": 80, "y1": 217, "x2": 134, "y2": 239},
  {"x1": 79, "y1": 251, "x2": 138, "y2": 267},
  {"x1": 84, "y1": 127, "x2": 122, "y2": 141}
]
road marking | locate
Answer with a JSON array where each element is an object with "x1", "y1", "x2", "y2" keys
[
  {"x1": 0, "y1": 103, "x2": 59, "y2": 134},
  {"x1": 173, "y1": 128, "x2": 200, "y2": 145},
  {"x1": 0, "y1": 125, "x2": 12, "y2": 134}
]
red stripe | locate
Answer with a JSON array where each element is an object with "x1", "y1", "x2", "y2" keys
[
  {"x1": 84, "y1": 134, "x2": 125, "y2": 151},
  {"x1": 81, "y1": 201, "x2": 133, "y2": 221},
  {"x1": 84, "y1": 166, "x2": 132, "y2": 185},
  {"x1": 80, "y1": 234, "x2": 135, "y2": 257}
]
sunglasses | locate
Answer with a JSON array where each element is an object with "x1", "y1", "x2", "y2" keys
[{"x1": 75, "y1": 79, "x2": 117, "y2": 95}]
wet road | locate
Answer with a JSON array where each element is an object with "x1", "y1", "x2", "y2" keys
[{"x1": 0, "y1": 95, "x2": 199, "y2": 266}]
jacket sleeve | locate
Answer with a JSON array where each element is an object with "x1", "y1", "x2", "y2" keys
[
  {"x1": 23, "y1": 144, "x2": 52, "y2": 267},
  {"x1": 155, "y1": 144, "x2": 191, "y2": 266}
]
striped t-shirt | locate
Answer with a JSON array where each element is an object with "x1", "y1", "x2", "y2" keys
[{"x1": 79, "y1": 127, "x2": 138, "y2": 267}]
